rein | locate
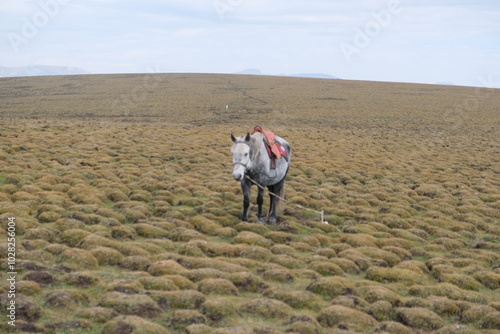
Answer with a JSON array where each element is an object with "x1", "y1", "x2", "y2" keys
[{"x1": 244, "y1": 174, "x2": 331, "y2": 226}]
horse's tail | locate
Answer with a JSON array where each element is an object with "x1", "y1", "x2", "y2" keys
[{"x1": 275, "y1": 182, "x2": 285, "y2": 216}]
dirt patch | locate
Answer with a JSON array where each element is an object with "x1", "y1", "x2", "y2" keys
[{"x1": 23, "y1": 271, "x2": 56, "y2": 286}]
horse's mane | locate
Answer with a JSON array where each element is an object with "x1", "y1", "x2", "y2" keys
[{"x1": 250, "y1": 131, "x2": 264, "y2": 159}]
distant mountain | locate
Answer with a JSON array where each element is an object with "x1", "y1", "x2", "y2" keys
[
  {"x1": 234, "y1": 69, "x2": 339, "y2": 80},
  {"x1": 436, "y1": 82, "x2": 455, "y2": 86},
  {"x1": 0, "y1": 65, "x2": 88, "y2": 77},
  {"x1": 234, "y1": 69, "x2": 263, "y2": 75},
  {"x1": 282, "y1": 73, "x2": 340, "y2": 80}
]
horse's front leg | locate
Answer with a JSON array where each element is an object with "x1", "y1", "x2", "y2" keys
[
  {"x1": 257, "y1": 187, "x2": 264, "y2": 224},
  {"x1": 241, "y1": 180, "x2": 251, "y2": 222}
]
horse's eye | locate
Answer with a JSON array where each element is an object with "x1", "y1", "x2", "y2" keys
[{"x1": 244, "y1": 153, "x2": 248, "y2": 157}]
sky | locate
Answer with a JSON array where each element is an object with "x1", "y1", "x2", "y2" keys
[{"x1": 1, "y1": 0, "x2": 500, "y2": 87}]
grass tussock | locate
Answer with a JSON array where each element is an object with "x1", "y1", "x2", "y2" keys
[
  {"x1": 317, "y1": 305, "x2": 377, "y2": 332},
  {"x1": 102, "y1": 315, "x2": 170, "y2": 334},
  {"x1": 99, "y1": 292, "x2": 162, "y2": 318},
  {"x1": 200, "y1": 297, "x2": 239, "y2": 323},
  {"x1": 241, "y1": 297, "x2": 295, "y2": 319},
  {"x1": 197, "y1": 278, "x2": 239, "y2": 296},
  {"x1": 306, "y1": 276, "x2": 357, "y2": 299},
  {"x1": 395, "y1": 307, "x2": 445, "y2": 331},
  {"x1": 1, "y1": 73, "x2": 499, "y2": 333}
]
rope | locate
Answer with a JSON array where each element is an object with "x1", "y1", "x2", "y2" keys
[{"x1": 245, "y1": 174, "x2": 329, "y2": 224}]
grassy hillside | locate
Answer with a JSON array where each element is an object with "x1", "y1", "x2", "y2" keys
[{"x1": 1, "y1": 74, "x2": 499, "y2": 333}]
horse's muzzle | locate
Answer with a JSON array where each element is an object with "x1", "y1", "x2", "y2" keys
[
  {"x1": 232, "y1": 163, "x2": 246, "y2": 181},
  {"x1": 233, "y1": 171, "x2": 243, "y2": 181}
]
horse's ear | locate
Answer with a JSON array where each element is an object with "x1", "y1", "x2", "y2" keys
[
  {"x1": 245, "y1": 133, "x2": 251, "y2": 142},
  {"x1": 231, "y1": 134, "x2": 236, "y2": 142}
]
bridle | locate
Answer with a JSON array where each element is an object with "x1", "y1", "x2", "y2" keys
[
  {"x1": 233, "y1": 161, "x2": 249, "y2": 170},
  {"x1": 232, "y1": 141, "x2": 252, "y2": 172}
]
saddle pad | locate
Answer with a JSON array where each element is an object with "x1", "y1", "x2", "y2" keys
[
  {"x1": 253, "y1": 126, "x2": 287, "y2": 160},
  {"x1": 263, "y1": 142, "x2": 287, "y2": 159}
]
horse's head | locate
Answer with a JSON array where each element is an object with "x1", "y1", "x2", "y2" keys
[{"x1": 231, "y1": 132, "x2": 252, "y2": 181}]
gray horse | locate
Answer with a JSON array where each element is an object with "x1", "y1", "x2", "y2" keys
[{"x1": 230, "y1": 131, "x2": 291, "y2": 224}]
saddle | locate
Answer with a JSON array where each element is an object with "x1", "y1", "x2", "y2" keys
[{"x1": 252, "y1": 126, "x2": 288, "y2": 169}]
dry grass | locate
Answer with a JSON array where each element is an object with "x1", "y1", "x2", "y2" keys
[{"x1": 0, "y1": 73, "x2": 499, "y2": 333}]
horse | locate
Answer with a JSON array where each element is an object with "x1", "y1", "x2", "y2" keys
[{"x1": 230, "y1": 130, "x2": 291, "y2": 224}]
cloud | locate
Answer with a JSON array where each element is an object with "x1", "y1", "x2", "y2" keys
[{"x1": 0, "y1": 0, "x2": 498, "y2": 87}]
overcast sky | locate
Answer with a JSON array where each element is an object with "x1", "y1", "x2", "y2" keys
[{"x1": 1, "y1": 0, "x2": 499, "y2": 87}]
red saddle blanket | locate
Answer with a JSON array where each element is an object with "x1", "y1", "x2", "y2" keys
[{"x1": 252, "y1": 126, "x2": 288, "y2": 161}]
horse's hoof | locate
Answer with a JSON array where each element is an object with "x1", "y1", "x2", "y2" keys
[
  {"x1": 257, "y1": 218, "x2": 265, "y2": 225},
  {"x1": 268, "y1": 217, "x2": 277, "y2": 225}
]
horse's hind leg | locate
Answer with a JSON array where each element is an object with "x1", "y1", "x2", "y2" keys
[
  {"x1": 257, "y1": 187, "x2": 264, "y2": 224},
  {"x1": 268, "y1": 177, "x2": 286, "y2": 225},
  {"x1": 267, "y1": 184, "x2": 278, "y2": 225}
]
